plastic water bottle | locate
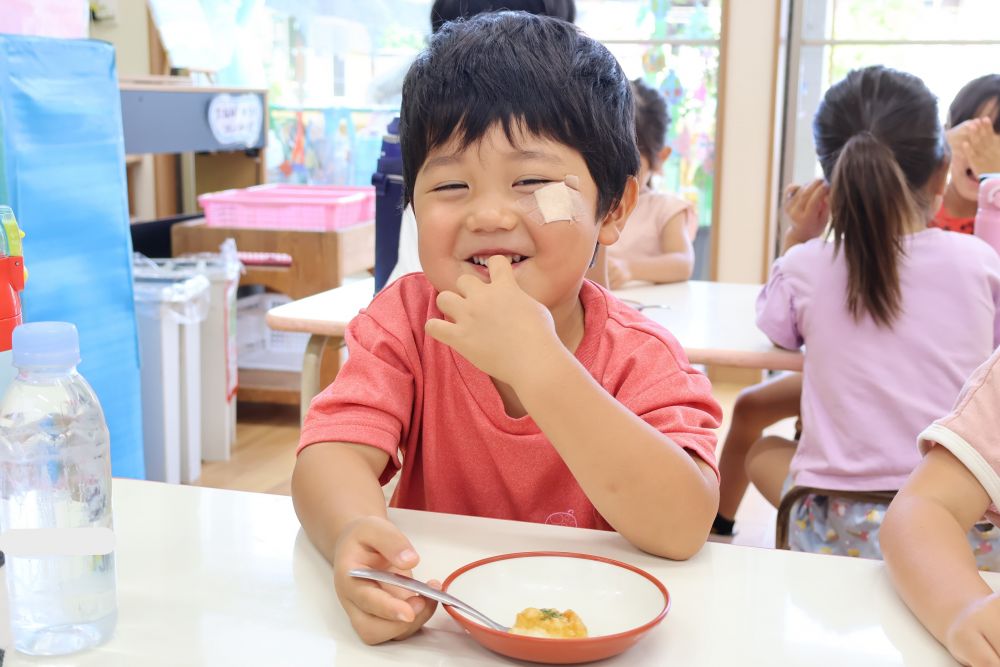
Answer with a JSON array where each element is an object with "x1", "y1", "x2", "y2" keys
[
  {"x1": 974, "y1": 173, "x2": 1000, "y2": 254},
  {"x1": 0, "y1": 322, "x2": 117, "y2": 655}
]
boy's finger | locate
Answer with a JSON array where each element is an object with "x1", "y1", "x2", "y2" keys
[
  {"x1": 354, "y1": 518, "x2": 420, "y2": 571},
  {"x1": 425, "y1": 318, "x2": 458, "y2": 348},
  {"x1": 487, "y1": 254, "x2": 514, "y2": 283},
  {"x1": 351, "y1": 580, "x2": 420, "y2": 623},
  {"x1": 344, "y1": 601, "x2": 412, "y2": 645},
  {"x1": 434, "y1": 290, "x2": 463, "y2": 319},
  {"x1": 952, "y1": 632, "x2": 1000, "y2": 667},
  {"x1": 455, "y1": 272, "x2": 484, "y2": 295},
  {"x1": 393, "y1": 596, "x2": 440, "y2": 641}
]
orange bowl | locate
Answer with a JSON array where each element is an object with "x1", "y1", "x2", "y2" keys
[{"x1": 441, "y1": 551, "x2": 670, "y2": 664}]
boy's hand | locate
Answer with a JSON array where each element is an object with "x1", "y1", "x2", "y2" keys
[
  {"x1": 426, "y1": 255, "x2": 563, "y2": 386},
  {"x1": 945, "y1": 592, "x2": 1000, "y2": 667},
  {"x1": 960, "y1": 117, "x2": 1000, "y2": 179},
  {"x1": 607, "y1": 257, "x2": 632, "y2": 289},
  {"x1": 333, "y1": 516, "x2": 440, "y2": 645},
  {"x1": 783, "y1": 178, "x2": 830, "y2": 244}
]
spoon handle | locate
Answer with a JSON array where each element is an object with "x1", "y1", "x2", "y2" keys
[{"x1": 348, "y1": 568, "x2": 509, "y2": 632}]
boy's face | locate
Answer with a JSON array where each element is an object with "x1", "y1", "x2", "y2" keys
[{"x1": 413, "y1": 124, "x2": 632, "y2": 311}]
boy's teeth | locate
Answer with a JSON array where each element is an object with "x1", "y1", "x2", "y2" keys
[{"x1": 471, "y1": 254, "x2": 523, "y2": 266}]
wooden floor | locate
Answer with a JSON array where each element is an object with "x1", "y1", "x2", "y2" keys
[
  {"x1": 196, "y1": 382, "x2": 789, "y2": 549},
  {"x1": 196, "y1": 402, "x2": 300, "y2": 496}
]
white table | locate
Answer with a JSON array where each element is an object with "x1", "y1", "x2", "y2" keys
[
  {"x1": 0, "y1": 480, "x2": 978, "y2": 665},
  {"x1": 267, "y1": 278, "x2": 804, "y2": 417},
  {"x1": 614, "y1": 281, "x2": 803, "y2": 372}
]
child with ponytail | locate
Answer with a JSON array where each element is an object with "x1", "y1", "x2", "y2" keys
[{"x1": 746, "y1": 66, "x2": 1000, "y2": 558}]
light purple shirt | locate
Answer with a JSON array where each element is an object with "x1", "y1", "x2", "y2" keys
[{"x1": 757, "y1": 228, "x2": 1000, "y2": 491}]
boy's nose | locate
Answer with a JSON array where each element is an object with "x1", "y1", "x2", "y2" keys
[{"x1": 465, "y1": 206, "x2": 519, "y2": 232}]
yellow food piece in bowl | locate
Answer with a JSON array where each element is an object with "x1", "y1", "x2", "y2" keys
[{"x1": 510, "y1": 607, "x2": 588, "y2": 638}]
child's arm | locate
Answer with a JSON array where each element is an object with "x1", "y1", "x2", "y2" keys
[
  {"x1": 426, "y1": 256, "x2": 718, "y2": 559},
  {"x1": 608, "y1": 210, "x2": 694, "y2": 287},
  {"x1": 292, "y1": 443, "x2": 440, "y2": 644},
  {"x1": 882, "y1": 446, "x2": 1000, "y2": 666}
]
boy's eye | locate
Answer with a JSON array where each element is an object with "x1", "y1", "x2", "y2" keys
[
  {"x1": 432, "y1": 183, "x2": 467, "y2": 192},
  {"x1": 515, "y1": 178, "x2": 552, "y2": 188}
]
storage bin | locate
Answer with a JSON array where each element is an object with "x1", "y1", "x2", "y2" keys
[
  {"x1": 237, "y1": 291, "x2": 310, "y2": 373},
  {"x1": 138, "y1": 241, "x2": 242, "y2": 462},
  {"x1": 133, "y1": 271, "x2": 210, "y2": 484},
  {"x1": 199, "y1": 184, "x2": 375, "y2": 232}
]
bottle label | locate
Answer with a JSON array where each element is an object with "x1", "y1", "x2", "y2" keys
[{"x1": 0, "y1": 526, "x2": 115, "y2": 557}]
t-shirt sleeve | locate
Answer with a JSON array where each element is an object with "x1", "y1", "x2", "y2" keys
[
  {"x1": 989, "y1": 253, "x2": 1000, "y2": 350},
  {"x1": 611, "y1": 334, "x2": 723, "y2": 480},
  {"x1": 298, "y1": 310, "x2": 417, "y2": 483},
  {"x1": 918, "y1": 347, "x2": 1000, "y2": 511},
  {"x1": 756, "y1": 258, "x2": 804, "y2": 350},
  {"x1": 655, "y1": 195, "x2": 697, "y2": 242}
]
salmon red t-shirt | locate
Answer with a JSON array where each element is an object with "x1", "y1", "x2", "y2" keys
[
  {"x1": 931, "y1": 205, "x2": 974, "y2": 235},
  {"x1": 299, "y1": 274, "x2": 721, "y2": 531}
]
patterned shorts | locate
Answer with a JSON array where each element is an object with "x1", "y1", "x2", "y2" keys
[{"x1": 784, "y1": 487, "x2": 1000, "y2": 570}]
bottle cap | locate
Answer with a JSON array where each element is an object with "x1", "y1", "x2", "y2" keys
[{"x1": 12, "y1": 321, "x2": 81, "y2": 369}]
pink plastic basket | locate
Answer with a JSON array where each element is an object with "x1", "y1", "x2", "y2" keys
[{"x1": 198, "y1": 184, "x2": 376, "y2": 231}]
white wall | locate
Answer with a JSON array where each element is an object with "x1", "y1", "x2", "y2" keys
[
  {"x1": 714, "y1": 0, "x2": 783, "y2": 283},
  {"x1": 89, "y1": 0, "x2": 151, "y2": 77}
]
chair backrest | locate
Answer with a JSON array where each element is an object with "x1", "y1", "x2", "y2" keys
[
  {"x1": 775, "y1": 486, "x2": 898, "y2": 549},
  {"x1": 372, "y1": 117, "x2": 404, "y2": 292}
]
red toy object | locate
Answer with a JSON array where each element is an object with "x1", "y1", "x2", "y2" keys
[{"x1": 0, "y1": 206, "x2": 25, "y2": 353}]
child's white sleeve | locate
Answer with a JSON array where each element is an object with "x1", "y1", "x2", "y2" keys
[{"x1": 919, "y1": 347, "x2": 1000, "y2": 509}]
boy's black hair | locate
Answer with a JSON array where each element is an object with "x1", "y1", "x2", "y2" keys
[
  {"x1": 631, "y1": 78, "x2": 671, "y2": 167},
  {"x1": 948, "y1": 74, "x2": 1000, "y2": 133},
  {"x1": 430, "y1": 0, "x2": 575, "y2": 33},
  {"x1": 400, "y1": 12, "x2": 638, "y2": 218}
]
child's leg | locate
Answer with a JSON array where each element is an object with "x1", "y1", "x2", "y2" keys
[
  {"x1": 745, "y1": 435, "x2": 797, "y2": 509},
  {"x1": 715, "y1": 373, "x2": 802, "y2": 529}
]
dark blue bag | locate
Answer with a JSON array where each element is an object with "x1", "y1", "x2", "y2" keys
[{"x1": 371, "y1": 117, "x2": 405, "y2": 292}]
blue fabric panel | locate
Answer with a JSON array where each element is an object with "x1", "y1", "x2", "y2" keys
[{"x1": 0, "y1": 35, "x2": 144, "y2": 478}]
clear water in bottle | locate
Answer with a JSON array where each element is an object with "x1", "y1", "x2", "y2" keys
[{"x1": 0, "y1": 322, "x2": 117, "y2": 655}]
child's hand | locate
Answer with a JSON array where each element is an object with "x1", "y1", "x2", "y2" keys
[
  {"x1": 961, "y1": 117, "x2": 1000, "y2": 179},
  {"x1": 425, "y1": 255, "x2": 562, "y2": 386},
  {"x1": 783, "y1": 178, "x2": 830, "y2": 243},
  {"x1": 333, "y1": 516, "x2": 440, "y2": 645},
  {"x1": 945, "y1": 592, "x2": 1000, "y2": 666},
  {"x1": 781, "y1": 178, "x2": 830, "y2": 243},
  {"x1": 607, "y1": 257, "x2": 632, "y2": 289}
]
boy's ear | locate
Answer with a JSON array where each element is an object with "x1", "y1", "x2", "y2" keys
[{"x1": 597, "y1": 176, "x2": 639, "y2": 246}]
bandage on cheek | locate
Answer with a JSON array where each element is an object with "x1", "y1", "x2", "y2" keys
[{"x1": 516, "y1": 175, "x2": 587, "y2": 225}]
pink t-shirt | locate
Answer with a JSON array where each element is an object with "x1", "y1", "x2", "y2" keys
[
  {"x1": 607, "y1": 187, "x2": 696, "y2": 262},
  {"x1": 756, "y1": 228, "x2": 1000, "y2": 491},
  {"x1": 919, "y1": 346, "x2": 1000, "y2": 525},
  {"x1": 299, "y1": 274, "x2": 721, "y2": 531}
]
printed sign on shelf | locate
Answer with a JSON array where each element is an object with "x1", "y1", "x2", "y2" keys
[{"x1": 207, "y1": 93, "x2": 263, "y2": 148}]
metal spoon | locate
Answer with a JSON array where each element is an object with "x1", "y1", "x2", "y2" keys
[
  {"x1": 348, "y1": 567, "x2": 510, "y2": 632},
  {"x1": 618, "y1": 298, "x2": 671, "y2": 312}
]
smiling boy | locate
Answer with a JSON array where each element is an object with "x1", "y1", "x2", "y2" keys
[{"x1": 291, "y1": 12, "x2": 721, "y2": 645}]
